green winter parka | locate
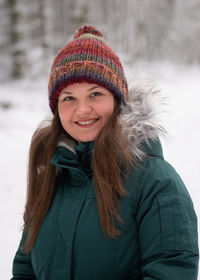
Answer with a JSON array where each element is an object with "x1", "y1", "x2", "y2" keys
[{"x1": 11, "y1": 85, "x2": 199, "y2": 280}]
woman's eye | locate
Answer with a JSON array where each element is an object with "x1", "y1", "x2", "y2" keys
[
  {"x1": 62, "y1": 96, "x2": 75, "y2": 102},
  {"x1": 90, "y1": 91, "x2": 102, "y2": 97}
]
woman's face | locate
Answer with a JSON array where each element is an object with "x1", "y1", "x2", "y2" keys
[{"x1": 58, "y1": 82, "x2": 115, "y2": 143}]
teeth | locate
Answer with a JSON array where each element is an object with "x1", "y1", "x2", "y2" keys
[{"x1": 77, "y1": 119, "x2": 96, "y2": 125}]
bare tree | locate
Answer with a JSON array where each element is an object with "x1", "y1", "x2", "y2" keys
[{"x1": 6, "y1": 0, "x2": 26, "y2": 79}]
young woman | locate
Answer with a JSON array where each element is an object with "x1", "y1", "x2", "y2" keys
[{"x1": 11, "y1": 26, "x2": 199, "y2": 280}]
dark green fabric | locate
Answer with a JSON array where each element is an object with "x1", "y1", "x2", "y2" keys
[{"x1": 11, "y1": 140, "x2": 199, "y2": 280}]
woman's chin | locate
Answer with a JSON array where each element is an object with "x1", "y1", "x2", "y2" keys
[{"x1": 74, "y1": 134, "x2": 97, "y2": 143}]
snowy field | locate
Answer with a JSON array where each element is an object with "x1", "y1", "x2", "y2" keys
[{"x1": 0, "y1": 62, "x2": 199, "y2": 279}]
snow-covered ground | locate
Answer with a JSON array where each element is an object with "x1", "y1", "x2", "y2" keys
[{"x1": 0, "y1": 62, "x2": 199, "y2": 279}]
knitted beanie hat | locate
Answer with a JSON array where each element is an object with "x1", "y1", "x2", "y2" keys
[{"x1": 48, "y1": 25, "x2": 128, "y2": 113}]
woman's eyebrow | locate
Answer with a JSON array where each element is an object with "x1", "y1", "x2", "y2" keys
[
  {"x1": 60, "y1": 91, "x2": 74, "y2": 95},
  {"x1": 88, "y1": 86, "x2": 103, "y2": 92},
  {"x1": 60, "y1": 85, "x2": 103, "y2": 95}
]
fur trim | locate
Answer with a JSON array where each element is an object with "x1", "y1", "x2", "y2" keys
[{"x1": 120, "y1": 82, "x2": 167, "y2": 160}]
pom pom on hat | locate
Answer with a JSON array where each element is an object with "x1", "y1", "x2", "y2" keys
[
  {"x1": 48, "y1": 25, "x2": 128, "y2": 114},
  {"x1": 74, "y1": 25, "x2": 104, "y2": 39}
]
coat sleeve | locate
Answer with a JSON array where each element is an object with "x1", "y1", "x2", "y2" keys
[
  {"x1": 136, "y1": 158, "x2": 199, "y2": 280},
  {"x1": 11, "y1": 232, "x2": 36, "y2": 280}
]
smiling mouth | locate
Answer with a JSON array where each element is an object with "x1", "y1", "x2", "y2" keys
[{"x1": 75, "y1": 118, "x2": 100, "y2": 126}]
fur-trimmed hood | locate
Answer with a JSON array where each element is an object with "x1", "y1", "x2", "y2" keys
[
  {"x1": 120, "y1": 83, "x2": 166, "y2": 160},
  {"x1": 57, "y1": 83, "x2": 166, "y2": 160}
]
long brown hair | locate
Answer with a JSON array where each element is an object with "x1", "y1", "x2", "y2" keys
[{"x1": 23, "y1": 104, "x2": 132, "y2": 253}]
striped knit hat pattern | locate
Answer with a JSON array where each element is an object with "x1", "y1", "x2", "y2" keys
[{"x1": 48, "y1": 25, "x2": 128, "y2": 114}]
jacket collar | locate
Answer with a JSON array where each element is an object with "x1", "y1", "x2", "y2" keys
[{"x1": 51, "y1": 140, "x2": 94, "y2": 176}]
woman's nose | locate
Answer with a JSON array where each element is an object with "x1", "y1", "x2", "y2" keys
[{"x1": 75, "y1": 100, "x2": 92, "y2": 115}]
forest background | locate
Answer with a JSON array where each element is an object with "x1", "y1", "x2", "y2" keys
[{"x1": 1, "y1": 0, "x2": 200, "y2": 81}]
